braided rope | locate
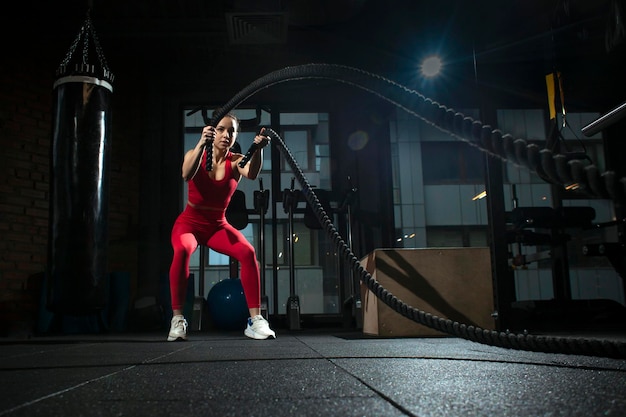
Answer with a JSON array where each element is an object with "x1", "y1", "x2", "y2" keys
[
  {"x1": 210, "y1": 63, "x2": 626, "y2": 358},
  {"x1": 210, "y1": 63, "x2": 626, "y2": 202}
]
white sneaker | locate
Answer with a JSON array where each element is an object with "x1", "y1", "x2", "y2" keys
[
  {"x1": 244, "y1": 315, "x2": 276, "y2": 340},
  {"x1": 167, "y1": 315, "x2": 188, "y2": 341}
]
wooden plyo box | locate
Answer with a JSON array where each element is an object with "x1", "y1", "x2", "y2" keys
[{"x1": 360, "y1": 248, "x2": 495, "y2": 337}]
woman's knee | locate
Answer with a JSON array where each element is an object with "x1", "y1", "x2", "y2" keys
[
  {"x1": 172, "y1": 244, "x2": 196, "y2": 265},
  {"x1": 235, "y1": 244, "x2": 257, "y2": 265}
]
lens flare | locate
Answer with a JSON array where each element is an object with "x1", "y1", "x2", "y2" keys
[{"x1": 347, "y1": 130, "x2": 369, "y2": 150}]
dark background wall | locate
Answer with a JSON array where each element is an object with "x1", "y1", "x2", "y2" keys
[{"x1": 1, "y1": 0, "x2": 624, "y2": 335}]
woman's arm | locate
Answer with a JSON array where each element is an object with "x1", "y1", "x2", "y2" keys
[
  {"x1": 182, "y1": 126, "x2": 215, "y2": 181},
  {"x1": 237, "y1": 128, "x2": 270, "y2": 180}
]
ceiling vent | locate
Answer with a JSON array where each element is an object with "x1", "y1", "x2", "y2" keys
[{"x1": 226, "y1": 12, "x2": 288, "y2": 45}]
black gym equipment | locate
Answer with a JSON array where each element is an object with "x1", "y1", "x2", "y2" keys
[
  {"x1": 47, "y1": 12, "x2": 114, "y2": 316},
  {"x1": 582, "y1": 101, "x2": 626, "y2": 137},
  {"x1": 282, "y1": 177, "x2": 301, "y2": 330},
  {"x1": 278, "y1": 176, "x2": 346, "y2": 330},
  {"x1": 338, "y1": 177, "x2": 362, "y2": 329}
]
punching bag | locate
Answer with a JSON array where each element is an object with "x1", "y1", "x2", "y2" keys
[{"x1": 47, "y1": 13, "x2": 115, "y2": 315}]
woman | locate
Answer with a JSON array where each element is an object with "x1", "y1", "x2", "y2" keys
[{"x1": 168, "y1": 113, "x2": 275, "y2": 341}]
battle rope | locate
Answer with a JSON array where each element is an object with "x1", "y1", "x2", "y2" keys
[{"x1": 209, "y1": 63, "x2": 626, "y2": 359}]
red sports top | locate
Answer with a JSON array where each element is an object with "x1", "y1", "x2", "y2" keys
[{"x1": 187, "y1": 150, "x2": 238, "y2": 210}]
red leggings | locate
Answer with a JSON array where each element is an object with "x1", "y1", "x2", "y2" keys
[{"x1": 169, "y1": 205, "x2": 260, "y2": 311}]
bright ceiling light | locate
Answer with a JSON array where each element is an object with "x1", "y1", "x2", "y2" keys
[{"x1": 420, "y1": 55, "x2": 443, "y2": 78}]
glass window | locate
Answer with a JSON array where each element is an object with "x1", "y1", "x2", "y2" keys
[
  {"x1": 283, "y1": 130, "x2": 310, "y2": 170},
  {"x1": 267, "y1": 220, "x2": 315, "y2": 267},
  {"x1": 426, "y1": 228, "x2": 464, "y2": 247},
  {"x1": 426, "y1": 227, "x2": 488, "y2": 247},
  {"x1": 421, "y1": 141, "x2": 485, "y2": 184}
]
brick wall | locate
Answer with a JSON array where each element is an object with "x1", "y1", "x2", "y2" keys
[
  {"x1": 0, "y1": 57, "x2": 140, "y2": 337},
  {"x1": 0, "y1": 59, "x2": 53, "y2": 336}
]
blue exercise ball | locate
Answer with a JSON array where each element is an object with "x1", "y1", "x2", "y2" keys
[{"x1": 207, "y1": 278, "x2": 249, "y2": 330}]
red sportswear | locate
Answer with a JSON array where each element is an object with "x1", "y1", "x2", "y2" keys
[{"x1": 169, "y1": 150, "x2": 260, "y2": 311}]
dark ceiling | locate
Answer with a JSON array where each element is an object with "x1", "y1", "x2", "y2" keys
[{"x1": 3, "y1": 0, "x2": 625, "y2": 111}]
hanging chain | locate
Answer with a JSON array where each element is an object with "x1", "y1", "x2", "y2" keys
[{"x1": 56, "y1": 9, "x2": 114, "y2": 82}]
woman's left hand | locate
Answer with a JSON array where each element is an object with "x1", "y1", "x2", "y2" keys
[{"x1": 254, "y1": 127, "x2": 270, "y2": 148}]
